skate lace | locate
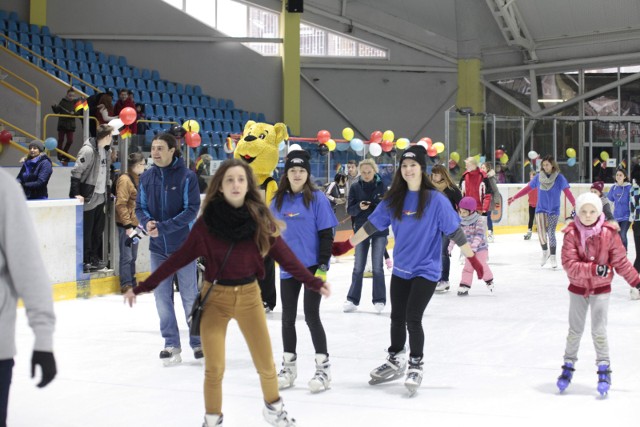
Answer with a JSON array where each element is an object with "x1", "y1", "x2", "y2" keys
[
  {"x1": 406, "y1": 370, "x2": 420, "y2": 381},
  {"x1": 278, "y1": 367, "x2": 293, "y2": 378}
]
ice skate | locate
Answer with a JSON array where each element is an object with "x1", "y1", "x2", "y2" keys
[
  {"x1": 343, "y1": 300, "x2": 357, "y2": 313},
  {"x1": 277, "y1": 353, "x2": 297, "y2": 390},
  {"x1": 373, "y1": 303, "x2": 385, "y2": 314},
  {"x1": 435, "y1": 281, "x2": 450, "y2": 293},
  {"x1": 556, "y1": 362, "x2": 574, "y2": 392},
  {"x1": 203, "y1": 413, "x2": 223, "y2": 426},
  {"x1": 263, "y1": 398, "x2": 296, "y2": 426},
  {"x1": 369, "y1": 349, "x2": 406, "y2": 385},
  {"x1": 485, "y1": 280, "x2": 494, "y2": 292},
  {"x1": 524, "y1": 229, "x2": 532, "y2": 240},
  {"x1": 596, "y1": 364, "x2": 611, "y2": 396},
  {"x1": 549, "y1": 255, "x2": 558, "y2": 269},
  {"x1": 308, "y1": 354, "x2": 331, "y2": 393},
  {"x1": 487, "y1": 230, "x2": 494, "y2": 243},
  {"x1": 540, "y1": 250, "x2": 550, "y2": 266},
  {"x1": 630, "y1": 286, "x2": 640, "y2": 300},
  {"x1": 159, "y1": 347, "x2": 182, "y2": 366},
  {"x1": 404, "y1": 356, "x2": 423, "y2": 397},
  {"x1": 193, "y1": 346, "x2": 204, "y2": 360},
  {"x1": 457, "y1": 284, "x2": 470, "y2": 296}
]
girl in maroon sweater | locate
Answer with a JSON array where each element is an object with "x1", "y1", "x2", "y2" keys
[{"x1": 125, "y1": 159, "x2": 330, "y2": 427}]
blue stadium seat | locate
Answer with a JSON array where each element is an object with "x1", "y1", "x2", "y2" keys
[
  {"x1": 213, "y1": 121, "x2": 223, "y2": 133},
  {"x1": 41, "y1": 26, "x2": 50, "y2": 36},
  {"x1": 151, "y1": 70, "x2": 160, "y2": 80},
  {"x1": 29, "y1": 24, "x2": 39, "y2": 34},
  {"x1": 84, "y1": 86, "x2": 95, "y2": 96},
  {"x1": 8, "y1": 11, "x2": 19, "y2": 21},
  {"x1": 7, "y1": 21, "x2": 17, "y2": 32},
  {"x1": 53, "y1": 36, "x2": 63, "y2": 48},
  {"x1": 55, "y1": 58, "x2": 66, "y2": 69},
  {"x1": 31, "y1": 34, "x2": 42, "y2": 45},
  {"x1": 171, "y1": 94, "x2": 181, "y2": 105},
  {"x1": 195, "y1": 108, "x2": 205, "y2": 119},
  {"x1": 67, "y1": 60, "x2": 78, "y2": 73},
  {"x1": 166, "y1": 82, "x2": 176, "y2": 94},
  {"x1": 205, "y1": 109, "x2": 214, "y2": 120},
  {"x1": 141, "y1": 69, "x2": 151, "y2": 80},
  {"x1": 99, "y1": 64, "x2": 109, "y2": 74},
  {"x1": 18, "y1": 22, "x2": 28, "y2": 33},
  {"x1": 110, "y1": 65, "x2": 122, "y2": 77},
  {"x1": 118, "y1": 56, "x2": 127, "y2": 67},
  {"x1": 161, "y1": 93, "x2": 171, "y2": 104},
  {"x1": 18, "y1": 33, "x2": 30, "y2": 45},
  {"x1": 122, "y1": 66, "x2": 132, "y2": 78},
  {"x1": 108, "y1": 55, "x2": 117, "y2": 66},
  {"x1": 131, "y1": 68, "x2": 140, "y2": 78},
  {"x1": 232, "y1": 110, "x2": 241, "y2": 121},
  {"x1": 203, "y1": 121, "x2": 213, "y2": 133},
  {"x1": 0, "y1": 20, "x2": 6, "y2": 33},
  {"x1": 151, "y1": 92, "x2": 161, "y2": 104},
  {"x1": 214, "y1": 110, "x2": 224, "y2": 120},
  {"x1": 223, "y1": 110, "x2": 233, "y2": 121},
  {"x1": 232, "y1": 121, "x2": 242, "y2": 134},
  {"x1": 222, "y1": 121, "x2": 232, "y2": 133},
  {"x1": 136, "y1": 79, "x2": 146, "y2": 91},
  {"x1": 31, "y1": 45, "x2": 42, "y2": 56},
  {"x1": 165, "y1": 105, "x2": 176, "y2": 118},
  {"x1": 257, "y1": 113, "x2": 266, "y2": 122},
  {"x1": 104, "y1": 76, "x2": 115, "y2": 87},
  {"x1": 145, "y1": 129, "x2": 155, "y2": 147},
  {"x1": 208, "y1": 98, "x2": 217, "y2": 108},
  {"x1": 140, "y1": 91, "x2": 151, "y2": 104},
  {"x1": 75, "y1": 40, "x2": 84, "y2": 51},
  {"x1": 193, "y1": 85, "x2": 202, "y2": 96},
  {"x1": 96, "y1": 52, "x2": 107, "y2": 64},
  {"x1": 217, "y1": 98, "x2": 227, "y2": 110},
  {"x1": 84, "y1": 41, "x2": 93, "y2": 52},
  {"x1": 156, "y1": 81, "x2": 166, "y2": 92},
  {"x1": 144, "y1": 104, "x2": 155, "y2": 117},
  {"x1": 124, "y1": 77, "x2": 135, "y2": 87},
  {"x1": 129, "y1": 90, "x2": 139, "y2": 100},
  {"x1": 65, "y1": 49, "x2": 76, "y2": 61},
  {"x1": 76, "y1": 51, "x2": 87, "y2": 63},
  {"x1": 180, "y1": 94, "x2": 191, "y2": 105},
  {"x1": 115, "y1": 77, "x2": 125, "y2": 88},
  {"x1": 241, "y1": 111, "x2": 249, "y2": 121},
  {"x1": 78, "y1": 62, "x2": 89, "y2": 73},
  {"x1": 54, "y1": 47, "x2": 65, "y2": 59},
  {"x1": 185, "y1": 84, "x2": 194, "y2": 96},
  {"x1": 226, "y1": 100, "x2": 234, "y2": 110},
  {"x1": 185, "y1": 107, "x2": 195, "y2": 119},
  {"x1": 176, "y1": 83, "x2": 184, "y2": 95},
  {"x1": 64, "y1": 39, "x2": 73, "y2": 50},
  {"x1": 93, "y1": 75, "x2": 104, "y2": 87},
  {"x1": 42, "y1": 46, "x2": 53, "y2": 60},
  {"x1": 155, "y1": 105, "x2": 165, "y2": 117},
  {"x1": 146, "y1": 80, "x2": 156, "y2": 92},
  {"x1": 211, "y1": 132, "x2": 222, "y2": 147}
]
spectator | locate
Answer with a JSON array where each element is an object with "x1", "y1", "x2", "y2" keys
[
  {"x1": 324, "y1": 172, "x2": 347, "y2": 213},
  {"x1": 16, "y1": 140, "x2": 53, "y2": 200},
  {"x1": 96, "y1": 93, "x2": 116, "y2": 125},
  {"x1": 69, "y1": 124, "x2": 114, "y2": 272},
  {"x1": 460, "y1": 157, "x2": 492, "y2": 214},
  {"x1": 135, "y1": 133, "x2": 202, "y2": 365},
  {"x1": 113, "y1": 89, "x2": 137, "y2": 134},
  {"x1": 51, "y1": 88, "x2": 78, "y2": 162},
  {"x1": 345, "y1": 159, "x2": 359, "y2": 199},
  {"x1": 0, "y1": 168, "x2": 57, "y2": 426}
]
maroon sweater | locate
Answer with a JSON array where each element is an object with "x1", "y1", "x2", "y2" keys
[{"x1": 133, "y1": 218, "x2": 323, "y2": 295}]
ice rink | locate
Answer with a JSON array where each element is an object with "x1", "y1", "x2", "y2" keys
[{"x1": 10, "y1": 232, "x2": 640, "y2": 427}]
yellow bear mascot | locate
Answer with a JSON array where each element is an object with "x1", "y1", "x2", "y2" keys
[
  {"x1": 234, "y1": 120, "x2": 288, "y2": 312},
  {"x1": 234, "y1": 120, "x2": 288, "y2": 205}
]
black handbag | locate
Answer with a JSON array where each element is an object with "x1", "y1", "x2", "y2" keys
[{"x1": 188, "y1": 243, "x2": 234, "y2": 336}]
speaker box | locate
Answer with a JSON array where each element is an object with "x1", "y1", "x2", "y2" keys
[{"x1": 286, "y1": 0, "x2": 303, "y2": 13}]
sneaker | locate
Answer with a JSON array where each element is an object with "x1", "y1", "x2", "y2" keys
[
  {"x1": 457, "y1": 285, "x2": 470, "y2": 296},
  {"x1": 343, "y1": 300, "x2": 357, "y2": 313},
  {"x1": 92, "y1": 258, "x2": 108, "y2": 270},
  {"x1": 549, "y1": 255, "x2": 558, "y2": 269},
  {"x1": 159, "y1": 347, "x2": 182, "y2": 366},
  {"x1": 193, "y1": 347, "x2": 204, "y2": 360},
  {"x1": 263, "y1": 398, "x2": 296, "y2": 426},
  {"x1": 485, "y1": 280, "x2": 494, "y2": 292},
  {"x1": 203, "y1": 414, "x2": 223, "y2": 427},
  {"x1": 540, "y1": 250, "x2": 550, "y2": 266},
  {"x1": 373, "y1": 303, "x2": 384, "y2": 314},
  {"x1": 435, "y1": 281, "x2": 450, "y2": 292},
  {"x1": 487, "y1": 231, "x2": 494, "y2": 243},
  {"x1": 363, "y1": 271, "x2": 373, "y2": 278}
]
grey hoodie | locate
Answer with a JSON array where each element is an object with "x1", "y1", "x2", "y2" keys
[
  {"x1": 0, "y1": 168, "x2": 55, "y2": 359},
  {"x1": 69, "y1": 137, "x2": 112, "y2": 211}
]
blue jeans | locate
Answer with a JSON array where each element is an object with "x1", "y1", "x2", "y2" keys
[
  {"x1": 150, "y1": 251, "x2": 201, "y2": 349},
  {"x1": 618, "y1": 220, "x2": 630, "y2": 250},
  {"x1": 117, "y1": 226, "x2": 139, "y2": 287},
  {"x1": 486, "y1": 213, "x2": 493, "y2": 232},
  {"x1": 347, "y1": 235, "x2": 387, "y2": 305}
]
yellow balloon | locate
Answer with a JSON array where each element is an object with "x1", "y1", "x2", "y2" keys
[
  {"x1": 500, "y1": 153, "x2": 509, "y2": 164},
  {"x1": 566, "y1": 148, "x2": 576, "y2": 158},
  {"x1": 382, "y1": 130, "x2": 395, "y2": 142},
  {"x1": 433, "y1": 142, "x2": 445, "y2": 154},
  {"x1": 474, "y1": 154, "x2": 481, "y2": 163},
  {"x1": 396, "y1": 138, "x2": 409, "y2": 150},
  {"x1": 183, "y1": 120, "x2": 200, "y2": 133},
  {"x1": 600, "y1": 151, "x2": 609, "y2": 161},
  {"x1": 342, "y1": 127, "x2": 354, "y2": 141},
  {"x1": 0, "y1": 143, "x2": 3, "y2": 155},
  {"x1": 450, "y1": 151, "x2": 460, "y2": 163},
  {"x1": 326, "y1": 139, "x2": 336, "y2": 151}
]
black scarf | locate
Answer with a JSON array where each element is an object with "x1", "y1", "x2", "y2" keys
[{"x1": 203, "y1": 198, "x2": 256, "y2": 242}]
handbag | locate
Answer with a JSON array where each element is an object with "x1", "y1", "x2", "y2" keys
[{"x1": 188, "y1": 243, "x2": 234, "y2": 336}]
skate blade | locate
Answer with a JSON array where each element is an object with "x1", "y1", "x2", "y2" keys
[
  {"x1": 405, "y1": 386, "x2": 418, "y2": 397},
  {"x1": 162, "y1": 356, "x2": 182, "y2": 367},
  {"x1": 369, "y1": 372, "x2": 404, "y2": 385},
  {"x1": 308, "y1": 381, "x2": 330, "y2": 393}
]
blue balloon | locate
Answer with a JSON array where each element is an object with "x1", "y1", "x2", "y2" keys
[
  {"x1": 567, "y1": 157, "x2": 576, "y2": 167},
  {"x1": 336, "y1": 140, "x2": 349, "y2": 151},
  {"x1": 278, "y1": 140, "x2": 286, "y2": 151},
  {"x1": 480, "y1": 156, "x2": 486, "y2": 164},
  {"x1": 44, "y1": 137, "x2": 57, "y2": 151},
  {"x1": 350, "y1": 138, "x2": 364, "y2": 151}
]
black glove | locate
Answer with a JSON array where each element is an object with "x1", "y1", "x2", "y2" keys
[
  {"x1": 593, "y1": 264, "x2": 611, "y2": 277},
  {"x1": 31, "y1": 351, "x2": 57, "y2": 388}
]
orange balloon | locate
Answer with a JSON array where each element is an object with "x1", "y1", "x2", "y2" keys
[
  {"x1": 119, "y1": 107, "x2": 137, "y2": 125},
  {"x1": 370, "y1": 131, "x2": 383, "y2": 144}
]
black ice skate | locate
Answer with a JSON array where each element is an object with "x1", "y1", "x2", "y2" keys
[{"x1": 369, "y1": 349, "x2": 407, "y2": 385}]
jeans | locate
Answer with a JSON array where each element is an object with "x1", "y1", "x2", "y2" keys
[
  {"x1": 486, "y1": 213, "x2": 493, "y2": 232},
  {"x1": 150, "y1": 251, "x2": 200, "y2": 349},
  {"x1": 347, "y1": 235, "x2": 387, "y2": 305},
  {"x1": 0, "y1": 359, "x2": 13, "y2": 427},
  {"x1": 117, "y1": 226, "x2": 138, "y2": 287},
  {"x1": 618, "y1": 220, "x2": 630, "y2": 250},
  {"x1": 440, "y1": 234, "x2": 450, "y2": 282}
]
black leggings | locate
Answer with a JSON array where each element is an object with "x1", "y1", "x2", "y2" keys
[
  {"x1": 528, "y1": 206, "x2": 536, "y2": 229},
  {"x1": 388, "y1": 275, "x2": 437, "y2": 359},
  {"x1": 633, "y1": 223, "x2": 640, "y2": 273},
  {"x1": 280, "y1": 266, "x2": 327, "y2": 355}
]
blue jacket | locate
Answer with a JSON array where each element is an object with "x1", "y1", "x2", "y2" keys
[
  {"x1": 607, "y1": 182, "x2": 632, "y2": 222},
  {"x1": 347, "y1": 174, "x2": 389, "y2": 237},
  {"x1": 17, "y1": 154, "x2": 52, "y2": 200},
  {"x1": 136, "y1": 157, "x2": 200, "y2": 255}
]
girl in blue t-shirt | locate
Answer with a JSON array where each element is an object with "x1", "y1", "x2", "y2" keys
[
  {"x1": 331, "y1": 145, "x2": 483, "y2": 397},
  {"x1": 607, "y1": 169, "x2": 632, "y2": 250},
  {"x1": 271, "y1": 149, "x2": 338, "y2": 393},
  {"x1": 508, "y1": 155, "x2": 575, "y2": 268}
]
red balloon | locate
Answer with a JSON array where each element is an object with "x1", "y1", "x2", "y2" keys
[
  {"x1": 381, "y1": 140, "x2": 393, "y2": 152},
  {"x1": 317, "y1": 130, "x2": 331, "y2": 143},
  {"x1": 185, "y1": 131, "x2": 201, "y2": 148},
  {"x1": 0, "y1": 130, "x2": 11, "y2": 145},
  {"x1": 495, "y1": 149, "x2": 504, "y2": 159},
  {"x1": 420, "y1": 137, "x2": 432, "y2": 148},
  {"x1": 119, "y1": 107, "x2": 137, "y2": 125},
  {"x1": 370, "y1": 131, "x2": 383, "y2": 144},
  {"x1": 427, "y1": 146, "x2": 438, "y2": 157}
]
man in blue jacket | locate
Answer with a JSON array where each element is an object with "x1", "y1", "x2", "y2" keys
[{"x1": 136, "y1": 133, "x2": 202, "y2": 365}]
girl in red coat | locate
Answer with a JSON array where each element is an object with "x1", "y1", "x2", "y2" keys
[{"x1": 558, "y1": 192, "x2": 640, "y2": 396}]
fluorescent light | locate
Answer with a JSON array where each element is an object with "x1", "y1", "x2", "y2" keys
[{"x1": 538, "y1": 99, "x2": 566, "y2": 103}]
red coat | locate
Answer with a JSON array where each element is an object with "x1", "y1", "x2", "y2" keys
[
  {"x1": 561, "y1": 221, "x2": 639, "y2": 296},
  {"x1": 461, "y1": 168, "x2": 491, "y2": 212}
]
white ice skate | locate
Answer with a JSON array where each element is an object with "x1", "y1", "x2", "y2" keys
[
  {"x1": 487, "y1": 231, "x2": 494, "y2": 243},
  {"x1": 369, "y1": 349, "x2": 407, "y2": 385},
  {"x1": 540, "y1": 250, "x2": 550, "y2": 266},
  {"x1": 203, "y1": 413, "x2": 223, "y2": 427},
  {"x1": 343, "y1": 300, "x2": 357, "y2": 313},
  {"x1": 373, "y1": 303, "x2": 385, "y2": 314},
  {"x1": 277, "y1": 353, "x2": 297, "y2": 389},
  {"x1": 485, "y1": 280, "x2": 494, "y2": 292},
  {"x1": 263, "y1": 398, "x2": 297, "y2": 426},
  {"x1": 435, "y1": 281, "x2": 450, "y2": 293},
  {"x1": 308, "y1": 354, "x2": 331, "y2": 393},
  {"x1": 549, "y1": 255, "x2": 558, "y2": 269},
  {"x1": 524, "y1": 230, "x2": 532, "y2": 240},
  {"x1": 457, "y1": 285, "x2": 470, "y2": 296},
  {"x1": 631, "y1": 286, "x2": 640, "y2": 300},
  {"x1": 159, "y1": 347, "x2": 182, "y2": 367},
  {"x1": 404, "y1": 356, "x2": 424, "y2": 397}
]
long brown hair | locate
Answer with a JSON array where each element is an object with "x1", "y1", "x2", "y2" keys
[
  {"x1": 273, "y1": 169, "x2": 319, "y2": 211},
  {"x1": 202, "y1": 159, "x2": 283, "y2": 256},
  {"x1": 384, "y1": 167, "x2": 436, "y2": 220},
  {"x1": 430, "y1": 164, "x2": 456, "y2": 189}
]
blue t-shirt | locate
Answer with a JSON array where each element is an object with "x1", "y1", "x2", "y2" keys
[
  {"x1": 606, "y1": 183, "x2": 631, "y2": 222},
  {"x1": 271, "y1": 190, "x2": 338, "y2": 279},
  {"x1": 530, "y1": 174, "x2": 570, "y2": 216},
  {"x1": 368, "y1": 190, "x2": 460, "y2": 282}
]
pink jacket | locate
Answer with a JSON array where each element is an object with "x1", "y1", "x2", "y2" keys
[{"x1": 561, "y1": 221, "x2": 639, "y2": 296}]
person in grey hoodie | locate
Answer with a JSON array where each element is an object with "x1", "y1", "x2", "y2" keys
[{"x1": 0, "y1": 168, "x2": 56, "y2": 426}]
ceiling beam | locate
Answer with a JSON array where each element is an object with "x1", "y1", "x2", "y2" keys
[
  {"x1": 485, "y1": 0, "x2": 537, "y2": 62},
  {"x1": 301, "y1": 62, "x2": 456, "y2": 73}
]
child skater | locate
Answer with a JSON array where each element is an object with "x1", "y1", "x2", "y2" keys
[
  {"x1": 452, "y1": 197, "x2": 495, "y2": 296},
  {"x1": 606, "y1": 169, "x2": 632, "y2": 250},
  {"x1": 524, "y1": 171, "x2": 538, "y2": 240},
  {"x1": 557, "y1": 192, "x2": 640, "y2": 396}
]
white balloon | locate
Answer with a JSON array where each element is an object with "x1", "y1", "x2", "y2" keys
[
  {"x1": 288, "y1": 143, "x2": 302, "y2": 153},
  {"x1": 368, "y1": 142, "x2": 382, "y2": 157},
  {"x1": 109, "y1": 118, "x2": 124, "y2": 135},
  {"x1": 417, "y1": 141, "x2": 429, "y2": 149},
  {"x1": 528, "y1": 150, "x2": 538, "y2": 160}
]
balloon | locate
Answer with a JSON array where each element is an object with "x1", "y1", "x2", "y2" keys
[
  {"x1": 479, "y1": 156, "x2": 486, "y2": 164},
  {"x1": 495, "y1": 149, "x2": 504, "y2": 159},
  {"x1": 317, "y1": 130, "x2": 331, "y2": 143},
  {"x1": 449, "y1": 159, "x2": 457, "y2": 169},
  {"x1": 370, "y1": 131, "x2": 382, "y2": 144},
  {"x1": 600, "y1": 151, "x2": 609, "y2": 161},
  {"x1": 108, "y1": 118, "x2": 124, "y2": 131},
  {"x1": 433, "y1": 142, "x2": 445, "y2": 154},
  {"x1": 528, "y1": 150, "x2": 538, "y2": 160},
  {"x1": 417, "y1": 141, "x2": 429, "y2": 150},
  {"x1": 369, "y1": 142, "x2": 382, "y2": 157},
  {"x1": 396, "y1": 138, "x2": 410, "y2": 150},
  {"x1": 427, "y1": 146, "x2": 437, "y2": 157},
  {"x1": 567, "y1": 157, "x2": 577, "y2": 167},
  {"x1": 119, "y1": 107, "x2": 137, "y2": 125},
  {"x1": 420, "y1": 137, "x2": 432, "y2": 147},
  {"x1": 0, "y1": 130, "x2": 12, "y2": 144},
  {"x1": 182, "y1": 119, "x2": 200, "y2": 134},
  {"x1": 278, "y1": 140, "x2": 286, "y2": 151},
  {"x1": 224, "y1": 138, "x2": 236, "y2": 154},
  {"x1": 500, "y1": 153, "x2": 509, "y2": 164},
  {"x1": 289, "y1": 143, "x2": 302, "y2": 153},
  {"x1": 566, "y1": 148, "x2": 576, "y2": 158},
  {"x1": 319, "y1": 144, "x2": 329, "y2": 156},
  {"x1": 350, "y1": 138, "x2": 364, "y2": 151},
  {"x1": 44, "y1": 137, "x2": 57, "y2": 151},
  {"x1": 474, "y1": 154, "x2": 481, "y2": 163},
  {"x1": 342, "y1": 127, "x2": 354, "y2": 141},
  {"x1": 0, "y1": 143, "x2": 3, "y2": 154},
  {"x1": 170, "y1": 124, "x2": 187, "y2": 138},
  {"x1": 381, "y1": 140, "x2": 393, "y2": 152},
  {"x1": 450, "y1": 151, "x2": 460, "y2": 163},
  {"x1": 326, "y1": 139, "x2": 336, "y2": 151},
  {"x1": 336, "y1": 140, "x2": 349, "y2": 151},
  {"x1": 382, "y1": 130, "x2": 395, "y2": 142},
  {"x1": 185, "y1": 131, "x2": 201, "y2": 148}
]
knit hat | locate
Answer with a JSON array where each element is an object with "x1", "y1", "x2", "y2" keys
[
  {"x1": 285, "y1": 149, "x2": 311, "y2": 174},
  {"x1": 399, "y1": 145, "x2": 427, "y2": 170},
  {"x1": 459, "y1": 196, "x2": 477, "y2": 212},
  {"x1": 575, "y1": 192, "x2": 603, "y2": 216},
  {"x1": 590, "y1": 181, "x2": 604, "y2": 195},
  {"x1": 29, "y1": 140, "x2": 45, "y2": 152}
]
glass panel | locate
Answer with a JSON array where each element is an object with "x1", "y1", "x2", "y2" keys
[
  {"x1": 300, "y1": 24, "x2": 326, "y2": 56},
  {"x1": 537, "y1": 73, "x2": 579, "y2": 109},
  {"x1": 217, "y1": 0, "x2": 247, "y2": 37},
  {"x1": 328, "y1": 33, "x2": 356, "y2": 57}
]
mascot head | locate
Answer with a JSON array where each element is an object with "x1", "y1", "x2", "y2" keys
[{"x1": 234, "y1": 121, "x2": 288, "y2": 178}]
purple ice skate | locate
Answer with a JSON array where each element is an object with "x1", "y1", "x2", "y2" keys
[
  {"x1": 556, "y1": 362, "x2": 574, "y2": 392},
  {"x1": 596, "y1": 364, "x2": 611, "y2": 396}
]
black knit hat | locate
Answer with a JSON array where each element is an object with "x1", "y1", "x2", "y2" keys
[
  {"x1": 285, "y1": 150, "x2": 311, "y2": 174},
  {"x1": 400, "y1": 145, "x2": 427, "y2": 170}
]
